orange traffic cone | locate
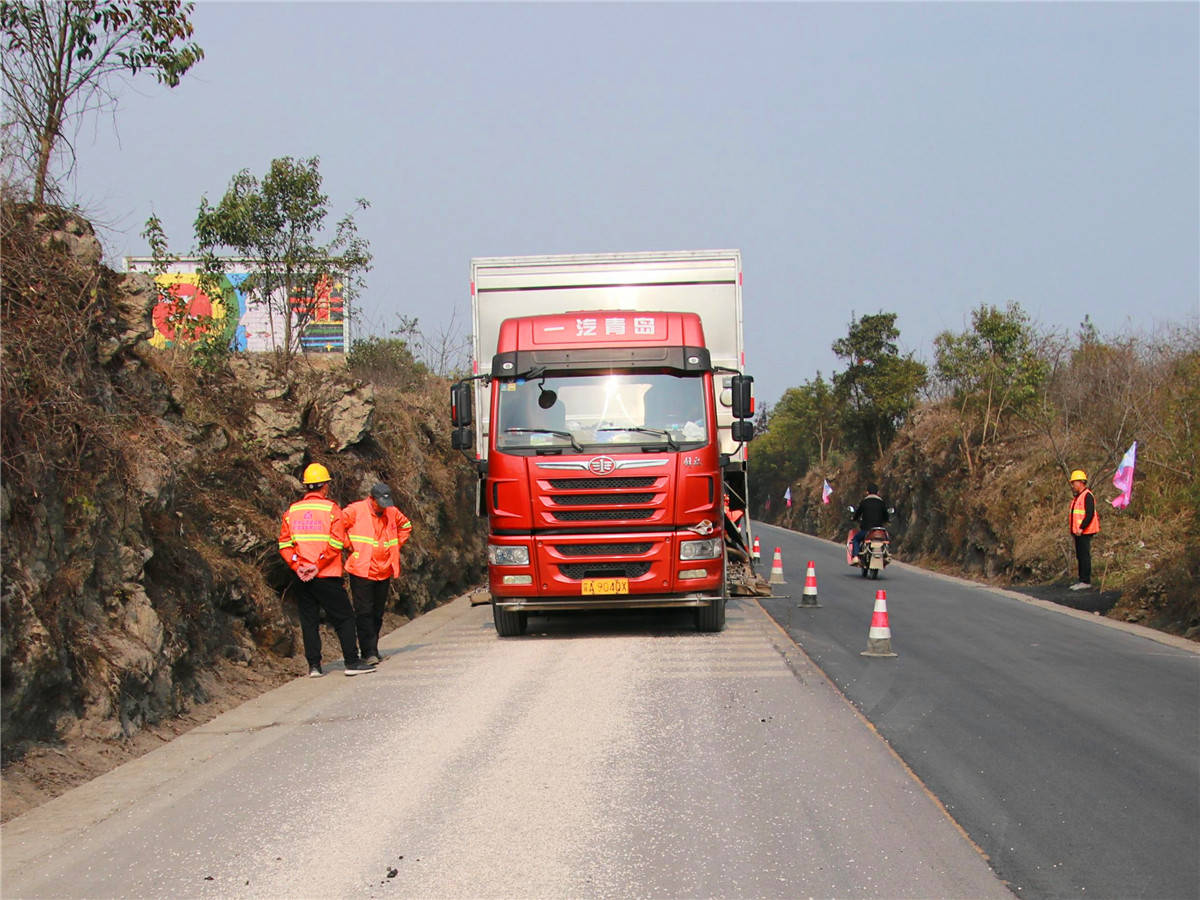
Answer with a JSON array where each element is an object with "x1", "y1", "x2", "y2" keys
[
  {"x1": 751, "y1": 536, "x2": 761, "y2": 562},
  {"x1": 769, "y1": 547, "x2": 786, "y2": 584},
  {"x1": 861, "y1": 589, "x2": 897, "y2": 657},
  {"x1": 799, "y1": 560, "x2": 820, "y2": 607}
]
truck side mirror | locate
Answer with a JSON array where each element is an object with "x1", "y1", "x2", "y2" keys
[
  {"x1": 731, "y1": 420, "x2": 755, "y2": 443},
  {"x1": 451, "y1": 427, "x2": 475, "y2": 451},
  {"x1": 451, "y1": 381, "x2": 473, "y2": 427},
  {"x1": 730, "y1": 374, "x2": 754, "y2": 419}
]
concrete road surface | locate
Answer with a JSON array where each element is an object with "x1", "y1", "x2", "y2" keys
[{"x1": 2, "y1": 592, "x2": 1011, "y2": 899}]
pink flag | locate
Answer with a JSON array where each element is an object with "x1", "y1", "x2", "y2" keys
[
  {"x1": 784, "y1": 486, "x2": 792, "y2": 508},
  {"x1": 1111, "y1": 441, "x2": 1137, "y2": 509},
  {"x1": 822, "y1": 479, "x2": 833, "y2": 505}
]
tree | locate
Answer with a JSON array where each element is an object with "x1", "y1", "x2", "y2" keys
[
  {"x1": 933, "y1": 302, "x2": 1048, "y2": 473},
  {"x1": 749, "y1": 374, "x2": 843, "y2": 518},
  {"x1": 141, "y1": 213, "x2": 230, "y2": 371},
  {"x1": 832, "y1": 312, "x2": 927, "y2": 459},
  {"x1": 193, "y1": 156, "x2": 372, "y2": 366},
  {"x1": 1, "y1": 0, "x2": 203, "y2": 204}
]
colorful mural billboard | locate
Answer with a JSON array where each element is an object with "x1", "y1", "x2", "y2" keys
[{"x1": 124, "y1": 258, "x2": 346, "y2": 353}]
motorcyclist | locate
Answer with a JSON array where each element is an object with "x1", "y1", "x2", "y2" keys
[{"x1": 851, "y1": 484, "x2": 890, "y2": 563}]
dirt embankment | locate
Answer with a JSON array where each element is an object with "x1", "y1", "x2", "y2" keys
[{"x1": 0, "y1": 203, "x2": 486, "y2": 820}]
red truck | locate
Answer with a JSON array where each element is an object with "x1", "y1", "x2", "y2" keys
[{"x1": 450, "y1": 251, "x2": 759, "y2": 636}]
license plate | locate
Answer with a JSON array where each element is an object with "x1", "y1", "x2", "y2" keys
[{"x1": 581, "y1": 578, "x2": 629, "y2": 595}]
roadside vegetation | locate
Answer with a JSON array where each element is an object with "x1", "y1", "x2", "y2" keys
[{"x1": 752, "y1": 305, "x2": 1200, "y2": 638}]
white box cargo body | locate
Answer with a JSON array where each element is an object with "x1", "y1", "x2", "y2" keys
[{"x1": 470, "y1": 250, "x2": 745, "y2": 459}]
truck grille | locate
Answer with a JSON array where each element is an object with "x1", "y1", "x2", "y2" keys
[
  {"x1": 553, "y1": 509, "x2": 655, "y2": 521},
  {"x1": 551, "y1": 493, "x2": 654, "y2": 506},
  {"x1": 558, "y1": 561, "x2": 652, "y2": 580},
  {"x1": 548, "y1": 477, "x2": 656, "y2": 490},
  {"x1": 553, "y1": 542, "x2": 653, "y2": 556}
]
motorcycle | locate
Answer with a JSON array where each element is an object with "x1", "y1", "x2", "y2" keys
[{"x1": 846, "y1": 506, "x2": 895, "y2": 580}]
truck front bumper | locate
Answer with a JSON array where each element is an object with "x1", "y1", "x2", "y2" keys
[{"x1": 492, "y1": 591, "x2": 721, "y2": 612}]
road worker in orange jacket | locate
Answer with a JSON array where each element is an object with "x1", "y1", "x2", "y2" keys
[
  {"x1": 1067, "y1": 469, "x2": 1099, "y2": 591},
  {"x1": 343, "y1": 482, "x2": 413, "y2": 664},
  {"x1": 278, "y1": 463, "x2": 375, "y2": 677}
]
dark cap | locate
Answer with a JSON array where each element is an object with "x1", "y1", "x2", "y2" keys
[{"x1": 369, "y1": 482, "x2": 395, "y2": 508}]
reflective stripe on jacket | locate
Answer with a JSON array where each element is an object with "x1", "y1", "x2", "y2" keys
[
  {"x1": 343, "y1": 499, "x2": 413, "y2": 580},
  {"x1": 1069, "y1": 488, "x2": 1099, "y2": 536},
  {"x1": 278, "y1": 492, "x2": 347, "y2": 577}
]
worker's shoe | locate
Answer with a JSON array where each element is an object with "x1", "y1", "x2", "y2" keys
[
  {"x1": 344, "y1": 661, "x2": 376, "y2": 676},
  {"x1": 365, "y1": 655, "x2": 382, "y2": 666},
  {"x1": 1069, "y1": 582, "x2": 1092, "y2": 591},
  {"x1": 307, "y1": 665, "x2": 324, "y2": 678}
]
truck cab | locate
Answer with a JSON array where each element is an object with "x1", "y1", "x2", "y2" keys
[{"x1": 451, "y1": 252, "x2": 758, "y2": 636}]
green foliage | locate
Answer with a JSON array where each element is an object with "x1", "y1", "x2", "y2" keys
[
  {"x1": 1, "y1": 0, "x2": 203, "y2": 204},
  {"x1": 832, "y1": 312, "x2": 927, "y2": 459},
  {"x1": 934, "y1": 302, "x2": 1047, "y2": 472},
  {"x1": 194, "y1": 156, "x2": 372, "y2": 366},
  {"x1": 347, "y1": 336, "x2": 428, "y2": 390},
  {"x1": 751, "y1": 374, "x2": 846, "y2": 516}
]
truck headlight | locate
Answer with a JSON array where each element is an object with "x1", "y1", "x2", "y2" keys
[
  {"x1": 488, "y1": 545, "x2": 529, "y2": 566},
  {"x1": 679, "y1": 538, "x2": 722, "y2": 560}
]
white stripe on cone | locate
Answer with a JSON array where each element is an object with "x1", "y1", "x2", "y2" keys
[
  {"x1": 799, "y1": 560, "x2": 820, "y2": 607},
  {"x1": 769, "y1": 547, "x2": 785, "y2": 584},
  {"x1": 861, "y1": 588, "x2": 897, "y2": 657}
]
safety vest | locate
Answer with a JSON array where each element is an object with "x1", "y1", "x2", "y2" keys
[
  {"x1": 343, "y1": 499, "x2": 413, "y2": 580},
  {"x1": 278, "y1": 492, "x2": 346, "y2": 577},
  {"x1": 1069, "y1": 488, "x2": 1100, "y2": 536}
]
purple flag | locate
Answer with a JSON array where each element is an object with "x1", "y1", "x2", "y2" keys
[
  {"x1": 1111, "y1": 441, "x2": 1137, "y2": 509},
  {"x1": 822, "y1": 479, "x2": 833, "y2": 505}
]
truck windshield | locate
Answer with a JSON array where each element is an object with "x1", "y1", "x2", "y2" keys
[{"x1": 495, "y1": 373, "x2": 707, "y2": 451}]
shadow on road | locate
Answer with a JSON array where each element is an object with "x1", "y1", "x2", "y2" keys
[{"x1": 1002, "y1": 582, "x2": 1120, "y2": 614}]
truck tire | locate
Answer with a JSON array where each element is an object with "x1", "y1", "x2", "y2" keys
[
  {"x1": 695, "y1": 597, "x2": 726, "y2": 632},
  {"x1": 493, "y1": 603, "x2": 527, "y2": 637}
]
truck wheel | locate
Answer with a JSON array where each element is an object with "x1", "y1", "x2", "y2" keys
[
  {"x1": 493, "y1": 604, "x2": 527, "y2": 637},
  {"x1": 695, "y1": 597, "x2": 726, "y2": 632}
]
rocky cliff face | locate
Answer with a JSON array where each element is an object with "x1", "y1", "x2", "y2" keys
[{"x1": 1, "y1": 203, "x2": 486, "y2": 765}]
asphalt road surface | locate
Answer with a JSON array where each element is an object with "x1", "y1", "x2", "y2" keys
[
  {"x1": 2, "y1": 591, "x2": 1010, "y2": 899},
  {"x1": 753, "y1": 522, "x2": 1200, "y2": 900}
]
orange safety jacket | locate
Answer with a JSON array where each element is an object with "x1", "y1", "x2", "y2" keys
[
  {"x1": 1069, "y1": 488, "x2": 1100, "y2": 536},
  {"x1": 278, "y1": 491, "x2": 347, "y2": 577},
  {"x1": 343, "y1": 499, "x2": 413, "y2": 580}
]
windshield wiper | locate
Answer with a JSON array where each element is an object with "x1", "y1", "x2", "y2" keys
[
  {"x1": 596, "y1": 426, "x2": 679, "y2": 451},
  {"x1": 504, "y1": 427, "x2": 583, "y2": 452}
]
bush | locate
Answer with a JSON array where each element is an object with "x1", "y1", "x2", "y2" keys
[{"x1": 347, "y1": 336, "x2": 428, "y2": 389}]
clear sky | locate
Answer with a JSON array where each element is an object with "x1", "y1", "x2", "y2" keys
[{"x1": 73, "y1": 1, "x2": 1199, "y2": 407}]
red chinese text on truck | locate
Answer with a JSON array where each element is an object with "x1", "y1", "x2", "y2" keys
[{"x1": 450, "y1": 251, "x2": 764, "y2": 636}]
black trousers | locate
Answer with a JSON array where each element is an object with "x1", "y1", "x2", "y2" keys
[
  {"x1": 348, "y1": 574, "x2": 391, "y2": 659},
  {"x1": 1074, "y1": 534, "x2": 1093, "y2": 584},
  {"x1": 294, "y1": 576, "x2": 360, "y2": 667}
]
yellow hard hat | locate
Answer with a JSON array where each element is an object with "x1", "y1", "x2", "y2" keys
[
  {"x1": 302, "y1": 462, "x2": 331, "y2": 486},
  {"x1": 1069, "y1": 469, "x2": 1088, "y2": 483}
]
